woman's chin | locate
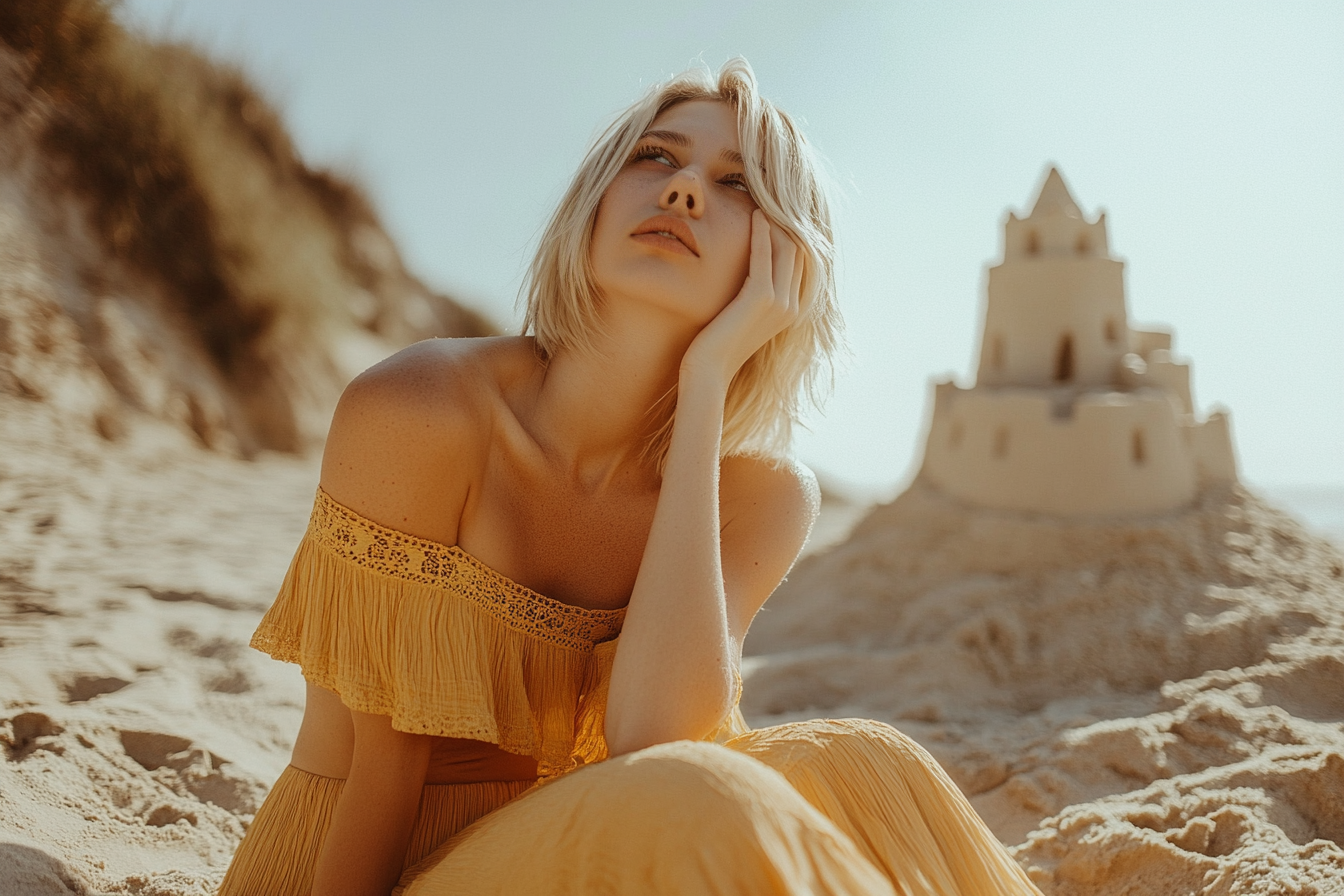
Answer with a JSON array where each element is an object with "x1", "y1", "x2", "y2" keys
[{"x1": 595, "y1": 283, "x2": 724, "y2": 330}]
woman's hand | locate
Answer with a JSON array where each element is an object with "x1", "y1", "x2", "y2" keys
[{"x1": 681, "y1": 209, "x2": 803, "y2": 386}]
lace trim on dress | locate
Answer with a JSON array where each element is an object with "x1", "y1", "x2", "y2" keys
[{"x1": 310, "y1": 488, "x2": 624, "y2": 652}]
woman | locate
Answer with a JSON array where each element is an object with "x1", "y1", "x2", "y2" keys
[{"x1": 219, "y1": 59, "x2": 1042, "y2": 896}]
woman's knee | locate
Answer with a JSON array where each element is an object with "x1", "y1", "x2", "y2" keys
[
  {"x1": 403, "y1": 739, "x2": 894, "y2": 896},
  {"x1": 446, "y1": 740, "x2": 824, "y2": 857},
  {"x1": 584, "y1": 740, "x2": 793, "y2": 822},
  {"x1": 727, "y1": 717, "x2": 934, "y2": 772}
]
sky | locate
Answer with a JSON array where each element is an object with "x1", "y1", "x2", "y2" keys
[{"x1": 122, "y1": 0, "x2": 1343, "y2": 495}]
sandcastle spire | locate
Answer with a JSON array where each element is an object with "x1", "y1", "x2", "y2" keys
[{"x1": 1030, "y1": 167, "x2": 1082, "y2": 218}]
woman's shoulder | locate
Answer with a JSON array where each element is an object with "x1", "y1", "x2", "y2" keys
[
  {"x1": 318, "y1": 336, "x2": 539, "y2": 543},
  {"x1": 720, "y1": 454, "x2": 821, "y2": 540},
  {"x1": 718, "y1": 455, "x2": 822, "y2": 635},
  {"x1": 343, "y1": 335, "x2": 535, "y2": 404},
  {"x1": 330, "y1": 335, "x2": 537, "y2": 443}
]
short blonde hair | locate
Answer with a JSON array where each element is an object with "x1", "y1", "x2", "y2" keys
[{"x1": 522, "y1": 58, "x2": 841, "y2": 468}]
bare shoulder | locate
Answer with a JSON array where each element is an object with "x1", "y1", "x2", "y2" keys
[
  {"x1": 720, "y1": 454, "x2": 821, "y2": 540},
  {"x1": 319, "y1": 336, "x2": 537, "y2": 543},
  {"x1": 718, "y1": 455, "x2": 821, "y2": 636}
]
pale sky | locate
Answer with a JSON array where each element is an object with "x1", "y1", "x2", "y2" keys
[{"x1": 123, "y1": 0, "x2": 1343, "y2": 493}]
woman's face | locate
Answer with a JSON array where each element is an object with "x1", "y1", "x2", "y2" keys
[{"x1": 590, "y1": 99, "x2": 760, "y2": 327}]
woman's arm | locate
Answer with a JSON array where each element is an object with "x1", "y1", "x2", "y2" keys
[
  {"x1": 605, "y1": 211, "x2": 815, "y2": 754},
  {"x1": 308, "y1": 342, "x2": 488, "y2": 892},
  {"x1": 311, "y1": 712, "x2": 433, "y2": 896}
]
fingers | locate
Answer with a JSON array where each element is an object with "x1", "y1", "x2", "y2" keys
[
  {"x1": 768, "y1": 223, "x2": 797, "y2": 309},
  {"x1": 685, "y1": 211, "x2": 803, "y2": 379},
  {"x1": 749, "y1": 209, "x2": 773, "y2": 288},
  {"x1": 749, "y1": 209, "x2": 803, "y2": 320}
]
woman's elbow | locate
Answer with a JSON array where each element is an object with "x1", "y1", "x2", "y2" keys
[
  {"x1": 604, "y1": 715, "x2": 660, "y2": 758},
  {"x1": 604, "y1": 674, "x2": 735, "y2": 757}
]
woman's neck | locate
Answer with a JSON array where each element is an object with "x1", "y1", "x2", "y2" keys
[{"x1": 527, "y1": 301, "x2": 699, "y2": 492}]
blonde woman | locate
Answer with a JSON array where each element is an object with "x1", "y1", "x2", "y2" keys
[{"x1": 218, "y1": 59, "x2": 1042, "y2": 896}]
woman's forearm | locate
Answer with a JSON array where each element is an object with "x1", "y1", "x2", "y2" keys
[
  {"x1": 606, "y1": 212, "x2": 802, "y2": 755},
  {"x1": 312, "y1": 715, "x2": 432, "y2": 896},
  {"x1": 605, "y1": 365, "x2": 737, "y2": 755}
]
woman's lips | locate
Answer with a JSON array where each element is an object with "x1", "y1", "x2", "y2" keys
[{"x1": 631, "y1": 215, "x2": 699, "y2": 256}]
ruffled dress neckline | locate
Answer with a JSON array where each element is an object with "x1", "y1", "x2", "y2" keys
[{"x1": 306, "y1": 487, "x2": 625, "y2": 651}]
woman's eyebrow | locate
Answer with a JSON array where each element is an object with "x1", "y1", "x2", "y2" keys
[{"x1": 638, "y1": 129, "x2": 690, "y2": 147}]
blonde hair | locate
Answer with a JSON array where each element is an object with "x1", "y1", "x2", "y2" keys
[{"x1": 522, "y1": 58, "x2": 841, "y2": 468}]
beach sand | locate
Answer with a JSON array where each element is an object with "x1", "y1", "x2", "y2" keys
[
  {"x1": 3, "y1": 394, "x2": 1342, "y2": 894},
  {"x1": 0, "y1": 399, "x2": 314, "y2": 895}
]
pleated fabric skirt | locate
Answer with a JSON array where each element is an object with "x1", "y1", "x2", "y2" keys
[
  {"x1": 216, "y1": 768, "x2": 533, "y2": 895},
  {"x1": 218, "y1": 719, "x2": 1042, "y2": 896}
]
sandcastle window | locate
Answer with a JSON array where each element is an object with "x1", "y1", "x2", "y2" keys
[
  {"x1": 949, "y1": 422, "x2": 964, "y2": 449},
  {"x1": 991, "y1": 335, "x2": 1005, "y2": 370},
  {"x1": 1075, "y1": 232, "x2": 1090, "y2": 255},
  {"x1": 1054, "y1": 333, "x2": 1074, "y2": 382},
  {"x1": 1025, "y1": 230, "x2": 1040, "y2": 256},
  {"x1": 1104, "y1": 319, "x2": 1118, "y2": 344},
  {"x1": 992, "y1": 426, "x2": 1009, "y2": 458},
  {"x1": 1132, "y1": 428, "x2": 1146, "y2": 465}
]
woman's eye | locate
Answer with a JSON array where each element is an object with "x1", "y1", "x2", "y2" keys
[
  {"x1": 630, "y1": 145, "x2": 675, "y2": 167},
  {"x1": 720, "y1": 174, "x2": 751, "y2": 194}
]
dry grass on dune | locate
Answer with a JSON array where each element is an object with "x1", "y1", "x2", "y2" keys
[
  {"x1": 2, "y1": 0, "x2": 263, "y2": 374},
  {"x1": 0, "y1": 0, "x2": 494, "y2": 454}
]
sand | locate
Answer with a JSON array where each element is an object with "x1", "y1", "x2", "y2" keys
[
  {"x1": 0, "y1": 399, "x2": 314, "y2": 895},
  {"x1": 3, "y1": 390, "x2": 1342, "y2": 894}
]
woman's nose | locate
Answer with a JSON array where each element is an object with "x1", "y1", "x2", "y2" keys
[{"x1": 659, "y1": 169, "x2": 704, "y2": 219}]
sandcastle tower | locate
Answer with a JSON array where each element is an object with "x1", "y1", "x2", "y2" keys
[{"x1": 918, "y1": 168, "x2": 1238, "y2": 516}]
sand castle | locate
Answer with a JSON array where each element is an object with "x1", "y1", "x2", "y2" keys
[{"x1": 919, "y1": 168, "x2": 1238, "y2": 516}]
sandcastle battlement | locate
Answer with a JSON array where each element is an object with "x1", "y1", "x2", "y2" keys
[{"x1": 919, "y1": 168, "x2": 1237, "y2": 516}]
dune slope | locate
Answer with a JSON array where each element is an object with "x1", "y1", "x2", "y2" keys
[{"x1": 0, "y1": 1, "x2": 493, "y2": 458}]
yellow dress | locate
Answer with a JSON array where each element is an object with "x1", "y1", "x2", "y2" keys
[{"x1": 217, "y1": 489, "x2": 1041, "y2": 896}]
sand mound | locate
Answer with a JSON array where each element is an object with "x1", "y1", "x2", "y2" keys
[
  {"x1": 0, "y1": 2, "x2": 493, "y2": 457},
  {"x1": 744, "y1": 478, "x2": 1344, "y2": 893}
]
